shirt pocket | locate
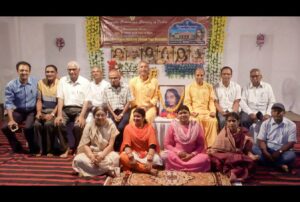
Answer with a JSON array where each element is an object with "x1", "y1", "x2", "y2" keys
[
  {"x1": 258, "y1": 91, "x2": 268, "y2": 103},
  {"x1": 14, "y1": 89, "x2": 24, "y2": 97}
]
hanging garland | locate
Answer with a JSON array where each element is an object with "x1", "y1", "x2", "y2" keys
[
  {"x1": 86, "y1": 17, "x2": 104, "y2": 76},
  {"x1": 205, "y1": 16, "x2": 227, "y2": 85},
  {"x1": 164, "y1": 64, "x2": 200, "y2": 79}
]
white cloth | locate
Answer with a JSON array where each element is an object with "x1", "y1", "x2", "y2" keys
[
  {"x1": 85, "y1": 79, "x2": 110, "y2": 106},
  {"x1": 72, "y1": 151, "x2": 119, "y2": 177},
  {"x1": 132, "y1": 151, "x2": 163, "y2": 166},
  {"x1": 56, "y1": 75, "x2": 90, "y2": 107},
  {"x1": 240, "y1": 81, "x2": 275, "y2": 115},
  {"x1": 214, "y1": 81, "x2": 241, "y2": 112}
]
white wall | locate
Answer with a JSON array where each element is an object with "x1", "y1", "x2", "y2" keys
[
  {"x1": 223, "y1": 17, "x2": 300, "y2": 113},
  {"x1": 0, "y1": 16, "x2": 89, "y2": 103},
  {"x1": 1, "y1": 16, "x2": 300, "y2": 113}
]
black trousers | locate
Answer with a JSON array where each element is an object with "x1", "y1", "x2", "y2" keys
[
  {"x1": 55, "y1": 107, "x2": 83, "y2": 154},
  {"x1": 1, "y1": 110, "x2": 36, "y2": 153},
  {"x1": 108, "y1": 108, "x2": 131, "y2": 152}
]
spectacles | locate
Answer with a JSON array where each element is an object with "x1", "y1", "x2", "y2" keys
[
  {"x1": 250, "y1": 75, "x2": 261, "y2": 78},
  {"x1": 109, "y1": 77, "x2": 119, "y2": 80}
]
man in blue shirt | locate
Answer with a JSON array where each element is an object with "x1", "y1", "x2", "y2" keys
[
  {"x1": 1, "y1": 61, "x2": 38, "y2": 154},
  {"x1": 253, "y1": 103, "x2": 297, "y2": 173}
]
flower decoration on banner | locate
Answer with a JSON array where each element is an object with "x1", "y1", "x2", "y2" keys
[
  {"x1": 56, "y1": 37, "x2": 65, "y2": 51},
  {"x1": 205, "y1": 16, "x2": 227, "y2": 85},
  {"x1": 165, "y1": 64, "x2": 200, "y2": 79},
  {"x1": 107, "y1": 60, "x2": 118, "y2": 71},
  {"x1": 86, "y1": 17, "x2": 104, "y2": 78},
  {"x1": 256, "y1": 33, "x2": 265, "y2": 50}
]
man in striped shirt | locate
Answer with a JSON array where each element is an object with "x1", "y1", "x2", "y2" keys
[
  {"x1": 104, "y1": 69, "x2": 132, "y2": 151},
  {"x1": 33, "y1": 65, "x2": 59, "y2": 156}
]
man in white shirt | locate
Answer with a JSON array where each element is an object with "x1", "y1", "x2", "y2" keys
[
  {"x1": 77, "y1": 66, "x2": 110, "y2": 125},
  {"x1": 54, "y1": 61, "x2": 90, "y2": 157},
  {"x1": 214, "y1": 66, "x2": 241, "y2": 130},
  {"x1": 252, "y1": 103, "x2": 297, "y2": 173},
  {"x1": 240, "y1": 68, "x2": 276, "y2": 129}
]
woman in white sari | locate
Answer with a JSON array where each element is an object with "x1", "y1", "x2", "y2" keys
[{"x1": 72, "y1": 106, "x2": 120, "y2": 177}]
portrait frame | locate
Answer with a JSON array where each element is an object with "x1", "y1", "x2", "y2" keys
[
  {"x1": 174, "y1": 46, "x2": 190, "y2": 64},
  {"x1": 111, "y1": 46, "x2": 126, "y2": 61},
  {"x1": 157, "y1": 46, "x2": 174, "y2": 64},
  {"x1": 142, "y1": 46, "x2": 157, "y2": 64},
  {"x1": 158, "y1": 85, "x2": 185, "y2": 119},
  {"x1": 125, "y1": 46, "x2": 141, "y2": 63}
]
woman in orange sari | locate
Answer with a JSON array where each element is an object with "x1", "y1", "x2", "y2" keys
[
  {"x1": 120, "y1": 108, "x2": 163, "y2": 175},
  {"x1": 208, "y1": 112, "x2": 258, "y2": 183}
]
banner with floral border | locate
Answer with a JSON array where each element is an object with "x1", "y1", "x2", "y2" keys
[{"x1": 86, "y1": 17, "x2": 226, "y2": 84}]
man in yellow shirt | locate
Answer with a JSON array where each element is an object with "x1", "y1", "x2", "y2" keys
[
  {"x1": 129, "y1": 61, "x2": 159, "y2": 123},
  {"x1": 184, "y1": 67, "x2": 218, "y2": 148}
]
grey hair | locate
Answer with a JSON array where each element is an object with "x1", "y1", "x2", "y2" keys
[{"x1": 67, "y1": 61, "x2": 80, "y2": 69}]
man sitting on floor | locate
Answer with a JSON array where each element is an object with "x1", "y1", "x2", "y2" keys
[{"x1": 252, "y1": 103, "x2": 297, "y2": 173}]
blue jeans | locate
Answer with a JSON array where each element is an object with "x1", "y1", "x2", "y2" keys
[
  {"x1": 252, "y1": 145, "x2": 296, "y2": 167},
  {"x1": 217, "y1": 112, "x2": 226, "y2": 131}
]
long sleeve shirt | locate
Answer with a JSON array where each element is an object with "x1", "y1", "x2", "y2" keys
[
  {"x1": 240, "y1": 81, "x2": 275, "y2": 115},
  {"x1": 4, "y1": 77, "x2": 38, "y2": 112}
]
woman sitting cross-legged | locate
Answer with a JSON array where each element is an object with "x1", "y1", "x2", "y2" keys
[
  {"x1": 72, "y1": 105, "x2": 120, "y2": 177},
  {"x1": 162, "y1": 105, "x2": 211, "y2": 172},
  {"x1": 208, "y1": 112, "x2": 258, "y2": 183},
  {"x1": 119, "y1": 108, "x2": 163, "y2": 175}
]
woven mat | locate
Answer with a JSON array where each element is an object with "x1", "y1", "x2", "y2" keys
[{"x1": 104, "y1": 170, "x2": 231, "y2": 186}]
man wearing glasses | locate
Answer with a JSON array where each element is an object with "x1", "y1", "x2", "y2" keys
[{"x1": 240, "y1": 68, "x2": 276, "y2": 142}]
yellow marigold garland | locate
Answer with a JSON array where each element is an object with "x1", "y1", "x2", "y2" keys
[
  {"x1": 86, "y1": 16, "x2": 104, "y2": 76},
  {"x1": 206, "y1": 17, "x2": 227, "y2": 85}
]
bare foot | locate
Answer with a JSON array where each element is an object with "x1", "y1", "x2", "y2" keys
[
  {"x1": 47, "y1": 153, "x2": 54, "y2": 157},
  {"x1": 248, "y1": 152, "x2": 259, "y2": 161},
  {"x1": 60, "y1": 148, "x2": 69, "y2": 158},
  {"x1": 280, "y1": 164, "x2": 289, "y2": 173},
  {"x1": 149, "y1": 168, "x2": 158, "y2": 176},
  {"x1": 35, "y1": 153, "x2": 42, "y2": 157}
]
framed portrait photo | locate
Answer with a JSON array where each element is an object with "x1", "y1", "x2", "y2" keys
[{"x1": 159, "y1": 85, "x2": 185, "y2": 119}]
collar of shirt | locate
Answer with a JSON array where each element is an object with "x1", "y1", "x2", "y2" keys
[
  {"x1": 92, "y1": 79, "x2": 107, "y2": 86},
  {"x1": 108, "y1": 81, "x2": 126, "y2": 90},
  {"x1": 249, "y1": 81, "x2": 263, "y2": 89},
  {"x1": 66, "y1": 75, "x2": 82, "y2": 85},
  {"x1": 270, "y1": 117, "x2": 287, "y2": 127},
  {"x1": 219, "y1": 81, "x2": 232, "y2": 88},
  {"x1": 16, "y1": 77, "x2": 34, "y2": 87}
]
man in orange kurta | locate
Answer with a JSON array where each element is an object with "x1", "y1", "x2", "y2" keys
[
  {"x1": 184, "y1": 67, "x2": 218, "y2": 148},
  {"x1": 129, "y1": 61, "x2": 159, "y2": 124}
]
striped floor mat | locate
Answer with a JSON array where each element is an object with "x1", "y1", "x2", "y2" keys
[
  {"x1": 1, "y1": 123, "x2": 300, "y2": 186},
  {"x1": 0, "y1": 130, "x2": 106, "y2": 186}
]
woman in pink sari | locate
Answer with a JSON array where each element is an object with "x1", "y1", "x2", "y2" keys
[
  {"x1": 208, "y1": 112, "x2": 258, "y2": 183},
  {"x1": 163, "y1": 105, "x2": 211, "y2": 172}
]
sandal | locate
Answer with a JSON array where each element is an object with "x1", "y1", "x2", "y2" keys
[{"x1": 107, "y1": 169, "x2": 117, "y2": 178}]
